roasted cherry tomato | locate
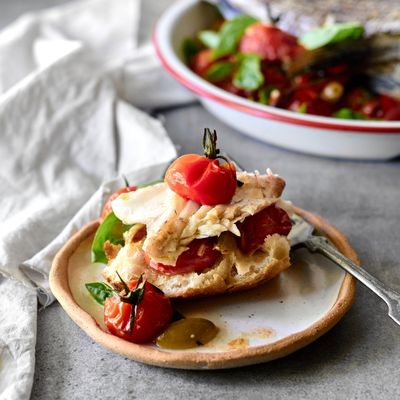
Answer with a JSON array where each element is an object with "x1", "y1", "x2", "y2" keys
[
  {"x1": 104, "y1": 279, "x2": 173, "y2": 344},
  {"x1": 239, "y1": 23, "x2": 304, "y2": 62},
  {"x1": 165, "y1": 129, "x2": 236, "y2": 205},
  {"x1": 379, "y1": 95, "x2": 400, "y2": 121},
  {"x1": 357, "y1": 94, "x2": 400, "y2": 120},
  {"x1": 262, "y1": 62, "x2": 289, "y2": 87},
  {"x1": 343, "y1": 87, "x2": 371, "y2": 111},
  {"x1": 379, "y1": 94, "x2": 398, "y2": 112},
  {"x1": 190, "y1": 49, "x2": 214, "y2": 76},
  {"x1": 383, "y1": 105, "x2": 400, "y2": 121},
  {"x1": 361, "y1": 97, "x2": 382, "y2": 119},
  {"x1": 287, "y1": 87, "x2": 335, "y2": 116},
  {"x1": 145, "y1": 238, "x2": 220, "y2": 275},
  {"x1": 101, "y1": 186, "x2": 137, "y2": 219},
  {"x1": 237, "y1": 205, "x2": 292, "y2": 254},
  {"x1": 166, "y1": 155, "x2": 236, "y2": 205}
]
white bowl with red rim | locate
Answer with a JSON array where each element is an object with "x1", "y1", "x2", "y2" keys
[{"x1": 153, "y1": 0, "x2": 400, "y2": 160}]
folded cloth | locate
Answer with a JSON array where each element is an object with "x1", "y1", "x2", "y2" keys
[
  {"x1": 112, "y1": 43, "x2": 195, "y2": 109},
  {"x1": 0, "y1": 0, "x2": 193, "y2": 399},
  {"x1": 0, "y1": 46, "x2": 178, "y2": 301}
]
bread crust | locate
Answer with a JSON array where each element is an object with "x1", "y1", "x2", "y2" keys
[{"x1": 103, "y1": 233, "x2": 291, "y2": 298}]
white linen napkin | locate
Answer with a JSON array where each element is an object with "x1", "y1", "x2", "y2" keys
[{"x1": 0, "y1": 0, "x2": 193, "y2": 399}]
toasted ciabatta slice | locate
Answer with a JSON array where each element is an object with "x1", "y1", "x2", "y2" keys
[
  {"x1": 102, "y1": 170, "x2": 292, "y2": 298},
  {"x1": 103, "y1": 232, "x2": 290, "y2": 298}
]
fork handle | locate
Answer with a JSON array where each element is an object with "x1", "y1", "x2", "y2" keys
[{"x1": 305, "y1": 236, "x2": 400, "y2": 326}]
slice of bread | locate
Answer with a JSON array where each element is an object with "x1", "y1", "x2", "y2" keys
[{"x1": 102, "y1": 232, "x2": 291, "y2": 298}]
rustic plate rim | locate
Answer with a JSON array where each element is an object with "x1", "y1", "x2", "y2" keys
[{"x1": 49, "y1": 207, "x2": 357, "y2": 369}]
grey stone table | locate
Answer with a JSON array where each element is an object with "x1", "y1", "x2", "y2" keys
[{"x1": 1, "y1": 1, "x2": 399, "y2": 399}]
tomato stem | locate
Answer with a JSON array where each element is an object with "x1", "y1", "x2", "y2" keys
[
  {"x1": 121, "y1": 174, "x2": 130, "y2": 187},
  {"x1": 116, "y1": 272, "x2": 146, "y2": 333},
  {"x1": 116, "y1": 271, "x2": 130, "y2": 295},
  {"x1": 202, "y1": 128, "x2": 237, "y2": 182},
  {"x1": 202, "y1": 128, "x2": 230, "y2": 164},
  {"x1": 203, "y1": 128, "x2": 219, "y2": 159},
  {"x1": 265, "y1": 3, "x2": 281, "y2": 25}
]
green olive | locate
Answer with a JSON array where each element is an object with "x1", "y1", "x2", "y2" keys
[
  {"x1": 156, "y1": 318, "x2": 218, "y2": 349},
  {"x1": 321, "y1": 81, "x2": 344, "y2": 103}
]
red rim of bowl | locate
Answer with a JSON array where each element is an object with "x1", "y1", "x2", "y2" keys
[{"x1": 153, "y1": 21, "x2": 400, "y2": 135}]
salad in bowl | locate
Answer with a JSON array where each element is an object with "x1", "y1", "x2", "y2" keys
[
  {"x1": 184, "y1": 9, "x2": 400, "y2": 120},
  {"x1": 153, "y1": 0, "x2": 400, "y2": 159}
]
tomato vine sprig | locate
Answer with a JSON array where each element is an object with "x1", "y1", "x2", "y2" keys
[
  {"x1": 202, "y1": 128, "x2": 226, "y2": 161},
  {"x1": 86, "y1": 275, "x2": 173, "y2": 344},
  {"x1": 86, "y1": 272, "x2": 145, "y2": 331},
  {"x1": 116, "y1": 272, "x2": 145, "y2": 331},
  {"x1": 86, "y1": 273, "x2": 144, "y2": 308},
  {"x1": 202, "y1": 127, "x2": 238, "y2": 177}
]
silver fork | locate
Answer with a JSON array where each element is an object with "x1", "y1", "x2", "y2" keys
[
  {"x1": 289, "y1": 214, "x2": 400, "y2": 326},
  {"x1": 226, "y1": 153, "x2": 400, "y2": 326}
]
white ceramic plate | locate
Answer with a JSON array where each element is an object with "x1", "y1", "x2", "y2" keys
[
  {"x1": 50, "y1": 210, "x2": 357, "y2": 369},
  {"x1": 153, "y1": 0, "x2": 400, "y2": 160}
]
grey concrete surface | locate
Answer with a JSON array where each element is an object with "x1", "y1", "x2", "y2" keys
[{"x1": 0, "y1": 1, "x2": 399, "y2": 399}]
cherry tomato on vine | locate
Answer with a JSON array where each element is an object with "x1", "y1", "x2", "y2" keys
[
  {"x1": 104, "y1": 279, "x2": 173, "y2": 344},
  {"x1": 237, "y1": 205, "x2": 292, "y2": 254},
  {"x1": 145, "y1": 238, "x2": 220, "y2": 275},
  {"x1": 165, "y1": 129, "x2": 237, "y2": 205},
  {"x1": 101, "y1": 186, "x2": 137, "y2": 219}
]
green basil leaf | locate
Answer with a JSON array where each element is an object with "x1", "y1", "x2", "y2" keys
[
  {"x1": 258, "y1": 86, "x2": 276, "y2": 105},
  {"x1": 233, "y1": 54, "x2": 264, "y2": 91},
  {"x1": 333, "y1": 108, "x2": 367, "y2": 120},
  {"x1": 300, "y1": 22, "x2": 364, "y2": 50},
  {"x1": 198, "y1": 30, "x2": 220, "y2": 49},
  {"x1": 204, "y1": 61, "x2": 234, "y2": 82},
  {"x1": 182, "y1": 38, "x2": 201, "y2": 63},
  {"x1": 85, "y1": 282, "x2": 114, "y2": 305},
  {"x1": 213, "y1": 15, "x2": 257, "y2": 59},
  {"x1": 91, "y1": 211, "x2": 132, "y2": 264},
  {"x1": 298, "y1": 103, "x2": 308, "y2": 114}
]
